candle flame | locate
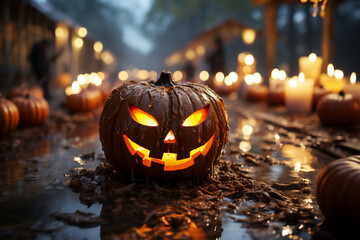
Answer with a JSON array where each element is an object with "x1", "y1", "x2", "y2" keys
[
  {"x1": 244, "y1": 54, "x2": 255, "y2": 65},
  {"x1": 253, "y1": 72, "x2": 262, "y2": 84},
  {"x1": 350, "y1": 72, "x2": 356, "y2": 85},
  {"x1": 279, "y1": 70, "x2": 287, "y2": 81},
  {"x1": 271, "y1": 68, "x2": 280, "y2": 79},
  {"x1": 327, "y1": 64, "x2": 334, "y2": 77},
  {"x1": 309, "y1": 53, "x2": 317, "y2": 62},
  {"x1": 299, "y1": 72, "x2": 305, "y2": 83},
  {"x1": 224, "y1": 76, "x2": 233, "y2": 86},
  {"x1": 72, "y1": 81, "x2": 81, "y2": 94},
  {"x1": 244, "y1": 74, "x2": 254, "y2": 85},
  {"x1": 228, "y1": 72, "x2": 238, "y2": 83},
  {"x1": 215, "y1": 72, "x2": 224, "y2": 83},
  {"x1": 289, "y1": 78, "x2": 298, "y2": 88},
  {"x1": 334, "y1": 70, "x2": 344, "y2": 80}
]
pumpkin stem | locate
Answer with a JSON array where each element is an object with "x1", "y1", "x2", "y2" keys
[
  {"x1": 339, "y1": 91, "x2": 345, "y2": 97},
  {"x1": 155, "y1": 71, "x2": 176, "y2": 87}
]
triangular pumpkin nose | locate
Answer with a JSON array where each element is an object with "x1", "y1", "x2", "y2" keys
[{"x1": 164, "y1": 130, "x2": 176, "y2": 143}]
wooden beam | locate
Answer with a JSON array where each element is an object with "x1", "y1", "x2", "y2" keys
[{"x1": 264, "y1": 2, "x2": 277, "y2": 84}]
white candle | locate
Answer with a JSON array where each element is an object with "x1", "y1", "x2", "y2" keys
[
  {"x1": 299, "y1": 53, "x2": 323, "y2": 82},
  {"x1": 284, "y1": 73, "x2": 314, "y2": 114},
  {"x1": 344, "y1": 72, "x2": 360, "y2": 100},
  {"x1": 269, "y1": 68, "x2": 287, "y2": 90}
]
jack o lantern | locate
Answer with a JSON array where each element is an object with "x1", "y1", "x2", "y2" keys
[{"x1": 99, "y1": 71, "x2": 229, "y2": 180}]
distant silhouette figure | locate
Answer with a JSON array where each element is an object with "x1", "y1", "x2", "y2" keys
[
  {"x1": 29, "y1": 39, "x2": 62, "y2": 100},
  {"x1": 183, "y1": 60, "x2": 195, "y2": 81},
  {"x1": 205, "y1": 36, "x2": 226, "y2": 75}
]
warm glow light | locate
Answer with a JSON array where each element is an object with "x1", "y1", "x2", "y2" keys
[
  {"x1": 271, "y1": 68, "x2": 280, "y2": 79},
  {"x1": 224, "y1": 76, "x2": 232, "y2": 86},
  {"x1": 309, "y1": 53, "x2": 317, "y2": 62},
  {"x1": 72, "y1": 81, "x2": 81, "y2": 93},
  {"x1": 55, "y1": 26, "x2": 64, "y2": 38},
  {"x1": 173, "y1": 71, "x2": 183, "y2": 81},
  {"x1": 182, "y1": 106, "x2": 209, "y2": 127},
  {"x1": 228, "y1": 72, "x2": 238, "y2": 83},
  {"x1": 101, "y1": 51, "x2": 114, "y2": 64},
  {"x1": 242, "y1": 29, "x2": 256, "y2": 45},
  {"x1": 97, "y1": 72, "x2": 105, "y2": 80},
  {"x1": 137, "y1": 70, "x2": 150, "y2": 80},
  {"x1": 77, "y1": 74, "x2": 86, "y2": 85},
  {"x1": 239, "y1": 141, "x2": 251, "y2": 152},
  {"x1": 77, "y1": 27, "x2": 87, "y2": 37},
  {"x1": 299, "y1": 72, "x2": 305, "y2": 83},
  {"x1": 244, "y1": 74, "x2": 254, "y2": 85},
  {"x1": 90, "y1": 72, "x2": 102, "y2": 86},
  {"x1": 253, "y1": 72, "x2": 262, "y2": 84},
  {"x1": 164, "y1": 130, "x2": 176, "y2": 143},
  {"x1": 327, "y1": 64, "x2": 334, "y2": 77},
  {"x1": 242, "y1": 124, "x2": 253, "y2": 136},
  {"x1": 334, "y1": 69, "x2": 344, "y2": 80},
  {"x1": 93, "y1": 41, "x2": 103, "y2": 52},
  {"x1": 123, "y1": 134, "x2": 214, "y2": 171},
  {"x1": 83, "y1": 73, "x2": 90, "y2": 85},
  {"x1": 350, "y1": 72, "x2": 356, "y2": 85},
  {"x1": 149, "y1": 71, "x2": 157, "y2": 80},
  {"x1": 279, "y1": 70, "x2": 287, "y2": 81},
  {"x1": 215, "y1": 72, "x2": 225, "y2": 82},
  {"x1": 118, "y1": 71, "x2": 129, "y2": 81},
  {"x1": 73, "y1": 37, "x2": 83, "y2": 48},
  {"x1": 196, "y1": 45, "x2": 205, "y2": 55},
  {"x1": 245, "y1": 54, "x2": 255, "y2": 65},
  {"x1": 199, "y1": 71, "x2": 209, "y2": 81},
  {"x1": 289, "y1": 78, "x2": 298, "y2": 88},
  {"x1": 129, "y1": 105, "x2": 159, "y2": 127},
  {"x1": 243, "y1": 66, "x2": 252, "y2": 74},
  {"x1": 185, "y1": 50, "x2": 195, "y2": 60},
  {"x1": 238, "y1": 53, "x2": 246, "y2": 63}
]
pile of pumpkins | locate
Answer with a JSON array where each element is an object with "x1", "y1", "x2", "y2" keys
[{"x1": 0, "y1": 84, "x2": 49, "y2": 137}]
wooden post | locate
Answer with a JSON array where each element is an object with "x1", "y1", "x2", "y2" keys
[
  {"x1": 321, "y1": 0, "x2": 336, "y2": 72},
  {"x1": 264, "y1": 2, "x2": 277, "y2": 85}
]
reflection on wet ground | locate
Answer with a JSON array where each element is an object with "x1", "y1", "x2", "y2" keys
[{"x1": 0, "y1": 95, "x2": 358, "y2": 239}]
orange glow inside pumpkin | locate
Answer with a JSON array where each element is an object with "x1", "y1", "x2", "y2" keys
[
  {"x1": 123, "y1": 134, "x2": 215, "y2": 171},
  {"x1": 182, "y1": 106, "x2": 209, "y2": 127},
  {"x1": 164, "y1": 130, "x2": 176, "y2": 143},
  {"x1": 129, "y1": 105, "x2": 159, "y2": 127}
]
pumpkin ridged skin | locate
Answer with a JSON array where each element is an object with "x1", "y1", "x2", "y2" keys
[
  {"x1": 65, "y1": 89, "x2": 102, "y2": 113},
  {"x1": 12, "y1": 95, "x2": 49, "y2": 127},
  {"x1": 0, "y1": 98, "x2": 19, "y2": 136},
  {"x1": 316, "y1": 155, "x2": 360, "y2": 225},
  {"x1": 6, "y1": 85, "x2": 44, "y2": 100},
  {"x1": 99, "y1": 73, "x2": 229, "y2": 180},
  {"x1": 316, "y1": 93, "x2": 360, "y2": 127}
]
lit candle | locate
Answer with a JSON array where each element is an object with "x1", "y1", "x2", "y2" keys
[
  {"x1": 344, "y1": 72, "x2": 360, "y2": 100},
  {"x1": 320, "y1": 64, "x2": 345, "y2": 93},
  {"x1": 244, "y1": 72, "x2": 268, "y2": 101},
  {"x1": 269, "y1": 68, "x2": 287, "y2": 90},
  {"x1": 284, "y1": 73, "x2": 314, "y2": 113},
  {"x1": 299, "y1": 53, "x2": 323, "y2": 82},
  {"x1": 237, "y1": 52, "x2": 256, "y2": 80}
]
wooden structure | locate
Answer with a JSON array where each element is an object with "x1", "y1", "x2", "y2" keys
[
  {"x1": 252, "y1": 0, "x2": 344, "y2": 81},
  {"x1": 0, "y1": 0, "x2": 115, "y2": 92}
]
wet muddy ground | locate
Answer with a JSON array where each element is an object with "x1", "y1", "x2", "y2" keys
[{"x1": 1, "y1": 92, "x2": 359, "y2": 239}]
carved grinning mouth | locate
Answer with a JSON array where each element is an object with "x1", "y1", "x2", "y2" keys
[{"x1": 123, "y1": 134, "x2": 215, "y2": 171}]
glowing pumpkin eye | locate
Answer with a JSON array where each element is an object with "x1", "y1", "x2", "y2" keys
[
  {"x1": 182, "y1": 105, "x2": 209, "y2": 127},
  {"x1": 129, "y1": 104, "x2": 159, "y2": 127}
]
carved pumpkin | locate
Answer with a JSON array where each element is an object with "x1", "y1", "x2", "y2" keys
[
  {"x1": 99, "y1": 71, "x2": 229, "y2": 180},
  {"x1": 6, "y1": 84, "x2": 44, "y2": 100},
  {"x1": 0, "y1": 97, "x2": 19, "y2": 136},
  {"x1": 65, "y1": 88, "x2": 102, "y2": 113},
  {"x1": 316, "y1": 155, "x2": 360, "y2": 225},
  {"x1": 12, "y1": 94, "x2": 49, "y2": 126},
  {"x1": 316, "y1": 92, "x2": 360, "y2": 127}
]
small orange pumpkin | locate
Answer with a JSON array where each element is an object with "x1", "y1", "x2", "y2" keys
[
  {"x1": 316, "y1": 155, "x2": 360, "y2": 225},
  {"x1": 12, "y1": 94, "x2": 49, "y2": 126},
  {"x1": 316, "y1": 92, "x2": 360, "y2": 127},
  {"x1": 6, "y1": 84, "x2": 44, "y2": 100},
  {"x1": 65, "y1": 88, "x2": 102, "y2": 113},
  {"x1": 0, "y1": 97, "x2": 19, "y2": 136}
]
